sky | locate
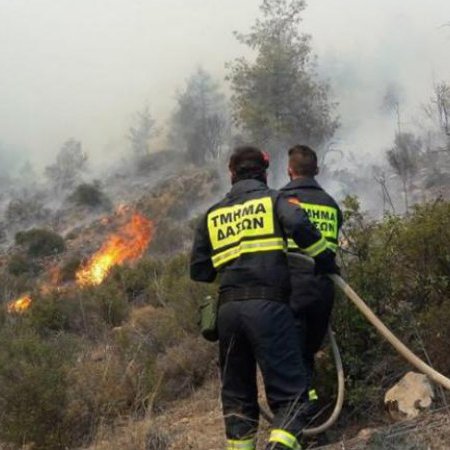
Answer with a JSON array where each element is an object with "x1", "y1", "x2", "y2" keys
[{"x1": 0, "y1": 0, "x2": 449, "y2": 170}]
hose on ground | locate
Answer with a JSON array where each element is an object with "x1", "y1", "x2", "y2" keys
[
  {"x1": 260, "y1": 252, "x2": 450, "y2": 434},
  {"x1": 330, "y1": 273, "x2": 450, "y2": 391},
  {"x1": 259, "y1": 325, "x2": 345, "y2": 436}
]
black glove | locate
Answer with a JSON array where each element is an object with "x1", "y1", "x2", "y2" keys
[{"x1": 314, "y1": 250, "x2": 340, "y2": 275}]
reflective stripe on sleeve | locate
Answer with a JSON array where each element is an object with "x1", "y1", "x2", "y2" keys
[
  {"x1": 211, "y1": 237, "x2": 285, "y2": 268},
  {"x1": 287, "y1": 238, "x2": 299, "y2": 250},
  {"x1": 269, "y1": 429, "x2": 301, "y2": 449},
  {"x1": 226, "y1": 437, "x2": 255, "y2": 450},
  {"x1": 301, "y1": 236, "x2": 328, "y2": 257},
  {"x1": 326, "y1": 241, "x2": 337, "y2": 252},
  {"x1": 288, "y1": 238, "x2": 337, "y2": 253}
]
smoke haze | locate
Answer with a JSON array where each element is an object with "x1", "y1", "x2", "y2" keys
[{"x1": 0, "y1": 0, "x2": 449, "y2": 170}]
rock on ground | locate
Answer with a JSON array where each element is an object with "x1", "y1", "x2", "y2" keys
[{"x1": 384, "y1": 371, "x2": 434, "y2": 420}]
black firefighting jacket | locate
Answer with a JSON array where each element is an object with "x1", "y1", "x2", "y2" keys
[
  {"x1": 280, "y1": 177, "x2": 343, "y2": 311},
  {"x1": 280, "y1": 177, "x2": 343, "y2": 253},
  {"x1": 190, "y1": 179, "x2": 333, "y2": 294}
]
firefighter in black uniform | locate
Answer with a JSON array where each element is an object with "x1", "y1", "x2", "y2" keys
[
  {"x1": 280, "y1": 144, "x2": 343, "y2": 407},
  {"x1": 190, "y1": 146, "x2": 337, "y2": 450}
]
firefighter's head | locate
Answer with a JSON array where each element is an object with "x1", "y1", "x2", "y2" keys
[
  {"x1": 228, "y1": 146, "x2": 270, "y2": 184},
  {"x1": 287, "y1": 145, "x2": 318, "y2": 180}
]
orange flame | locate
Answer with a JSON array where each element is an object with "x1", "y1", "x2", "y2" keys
[
  {"x1": 7, "y1": 295, "x2": 32, "y2": 314},
  {"x1": 76, "y1": 213, "x2": 153, "y2": 286}
]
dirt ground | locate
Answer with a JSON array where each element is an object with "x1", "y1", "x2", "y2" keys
[{"x1": 87, "y1": 378, "x2": 450, "y2": 450}]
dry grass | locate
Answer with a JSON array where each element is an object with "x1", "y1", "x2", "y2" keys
[
  {"x1": 315, "y1": 408, "x2": 450, "y2": 450},
  {"x1": 86, "y1": 377, "x2": 277, "y2": 450},
  {"x1": 86, "y1": 376, "x2": 450, "y2": 450},
  {"x1": 87, "y1": 379, "x2": 224, "y2": 450}
]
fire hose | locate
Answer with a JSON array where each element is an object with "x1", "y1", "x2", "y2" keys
[
  {"x1": 260, "y1": 253, "x2": 450, "y2": 435},
  {"x1": 259, "y1": 325, "x2": 344, "y2": 436}
]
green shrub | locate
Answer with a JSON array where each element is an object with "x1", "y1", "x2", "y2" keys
[
  {"x1": 68, "y1": 182, "x2": 112, "y2": 209},
  {"x1": 91, "y1": 282, "x2": 131, "y2": 327},
  {"x1": 0, "y1": 324, "x2": 78, "y2": 450},
  {"x1": 153, "y1": 336, "x2": 216, "y2": 406},
  {"x1": 15, "y1": 228, "x2": 66, "y2": 257},
  {"x1": 28, "y1": 282, "x2": 130, "y2": 338},
  {"x1": 7, "y1": 253, "x2": 41, "y2": 276},
  {"x1": 27, "y1": 291, "x2": 72, "y2": 335},
  {"x1": 59, "y1": 256, "x2": 82, "y2": 282},
  {"x1": 113, "y1": 305, "x2": 188, "y2": 412},
  {"x1": 330, "y1": 198, "x2": 450, "y2": 421},
  {"x1": 160, "y1": 254, "x2": 217, "y2": 334},
  {"x1": 149, "y1": 218, "x2": 192, "y2": 255},
  {"x1": 5, "y1": 197, "x2": 48, "y2": 224},
  {"x1": 109, "y1": 257, "x2": 164, "y2": 304},
  {"x1": 64, "y1": 346, "x2": 137, "y2": 446},
  {"x1": 0, "y1": 269, "x2": 37, "y2": 303}
]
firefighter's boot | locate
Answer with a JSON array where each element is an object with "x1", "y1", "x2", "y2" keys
[
  {"x1": 266, "y1": 445, "x2": 301, "y2": 450},
  {"x1": 304, "y1": 388, "x2": 321, "y2": 423},
  {"x1": 266, "y1": 429, "x2": 301, "y2": 450}
]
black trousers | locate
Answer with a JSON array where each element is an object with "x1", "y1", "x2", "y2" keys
[
  {"x1": 291, "y1": 274, "x2": 335, "y2": 386},
  {"x1": 218, "y1": 299, "x2": 308, "y2": 440}
]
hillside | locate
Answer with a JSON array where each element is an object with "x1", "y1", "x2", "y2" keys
[
  {"x1": 0, "y1": 159, "x2": 448, "y2": 450},
  {"x1": 86, "y1": 378, "x2": 450, "y2": 450}
]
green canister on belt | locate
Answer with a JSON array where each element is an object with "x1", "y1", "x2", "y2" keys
[{"x1": 199, "y1": 295, "x2": 218, "y2": 342}]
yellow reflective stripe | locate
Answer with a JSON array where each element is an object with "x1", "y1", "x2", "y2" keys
[
  {"x1": 309, "y1": 388, "x2": 319, "y2": 401},
  {"x1": 302, "y1": 236, "x2": 328, "y2": 257},
  {"x1": 269, "y1": 429, "x2": 301, "y2": 449},
  {"x1": 212, "y1": 238, "x2": 285, "y2": 268},
  {"x1": 287, "y1": 238, "x2": 298, "y2": 250},
  {"x1": 288, "y1": 238, "x2": 337, "y2": 253},
  {"x1": 226, "y1": 438, "x2": 255, "y2": 450},
  {"x1": 327, "y1": 241, "x2": 337, "y2": 252}
]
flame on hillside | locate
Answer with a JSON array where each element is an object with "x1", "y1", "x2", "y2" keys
[
  {"x1": 5, "y1": 212, "x2": 153, "y2": 313},
  {"x1": 76, "y1": 213, "x2": 153, "y2": 286},
  {"x1": 7, "y1": 295, "x2": 32, "y2": 314}
]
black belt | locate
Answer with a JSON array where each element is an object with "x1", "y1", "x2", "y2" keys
[{"x1": 219, "y1": 287, "x2": 288, "y2": 305}]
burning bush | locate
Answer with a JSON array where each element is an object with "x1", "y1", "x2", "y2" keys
[
  {"x1": 15, "y1": 228, "x2": 65, "y2": 257},
  {"x1": 68, "y1": 182, "x2": 112, "y2": 209},
  {"x1": 76, "y1": 213, "x2": 153, "y2": 286}
]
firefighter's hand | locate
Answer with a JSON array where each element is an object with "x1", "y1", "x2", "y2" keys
[{"x1": 314, "y1": 250, "x2": 340, "y2": 275}]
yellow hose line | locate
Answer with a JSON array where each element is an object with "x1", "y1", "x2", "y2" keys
[
  {"x1": 259, "y1": 326, "x2": 345, "y2": 436},
  {"x1": 303, "y1": 326, "x2": 345, "y2": 436},
  {"x1": 260, "y1": 253, "x2": 450, "y2": 435},
  {"x1": 331, "y1": 274, "x2": 450, "y2": 391}
]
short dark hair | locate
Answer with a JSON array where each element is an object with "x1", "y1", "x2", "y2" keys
[
  {"x1": 229, "y1": 146, "x2": 268, "y2": 182},
  {"x1": 288, "y1": 145, "x2": 318, "y2": 177}
]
